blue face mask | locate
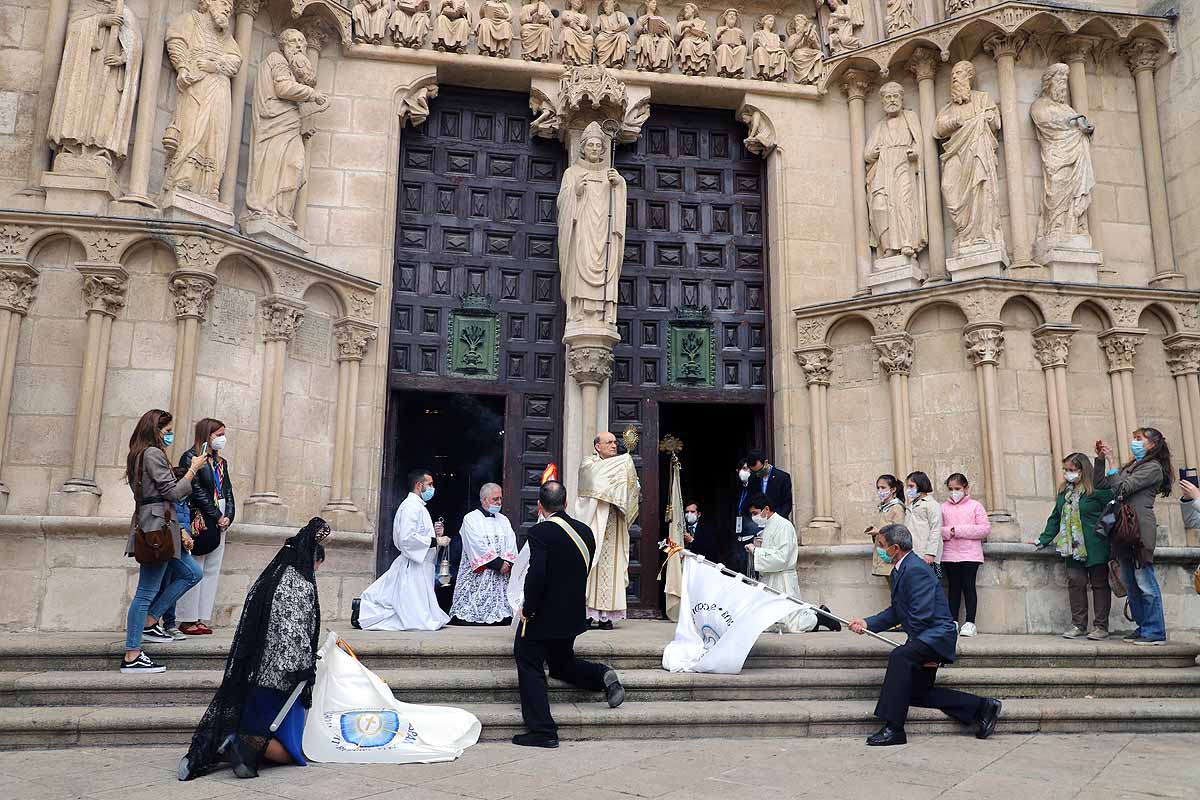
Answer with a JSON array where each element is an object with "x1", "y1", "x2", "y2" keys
[
  {"x1": 162, "y1": 432, "x2": 174, "y2": 447},
  {"x1": 876, "y1": 546, "x2": 894, "y2": 564},
  {"x1": 420, "y1": 486, "x2": 435, "y2": 503},
  {"x1": 487, "y1": 504, "x2": 502, "y2": 515},
  {"x1": 1130, "y1": 440, "x2": 1146, "y2": 461}
]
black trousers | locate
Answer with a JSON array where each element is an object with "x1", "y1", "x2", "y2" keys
[
  {"x1": 514, "y1": 633, "x2": 609, "y2": 737},
  {"x1": 874, "y1": 639, "x2": 984, "y2": 729},
  {"x1": 943, "y1": 562, "x2": 980, "y2": 624}
]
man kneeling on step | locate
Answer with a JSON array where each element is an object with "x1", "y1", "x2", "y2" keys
[{"x1": 848, "y1": 523, "x2": 1001, "y2": 746}]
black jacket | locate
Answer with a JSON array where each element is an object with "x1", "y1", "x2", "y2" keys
[
  {"x1": 759, "y1": 466, "x2": 794, "y2": 520},
  {"x1": 521, "y1": 511, "x2": 596, "y2": 641},
  {"x1": 179, "y1": 448, "x2": 236, "y2": 553},
  {"x1": 686, "y1": 519, "x2": 721, "y2": 563}
]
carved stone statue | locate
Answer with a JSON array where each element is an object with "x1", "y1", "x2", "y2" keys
[
  {"x1": 714, "y1": 9, "x2": 747, "y2": 79},
  {"x1": 389, "y1": 0, "x2": 431, "y2": 48},
  {"x1": 352, "y1": 0, "x2": 391, "y2": 44},
  {"x1": 46, "y1": 0, "x2": 142, "y2": 175},
  {"x1": 785, "y1": 13, "x2": 823, "y2": 85},
  {"x1": 595, "y1": 0, "x2": 630, "y2": 68},
  {"x1": 475, "y1": 0, "x2": 513, "y2": 56},
  {"x1": 826, "y1": 0, "x2": 863, "y2": 54},
  {"x1": 433, "y1": 0, "x2": 472, "y2": 53},
  {"x1": 1032, "y1": 62, "x2": 1096, "y2": 246},
  {"x1": 519, "y1": 0, "x2": 554, "y2": 61},
  {"x1": 934, "y1": 61, "x2": 1005, "y2": 252},
  {"x1": 162, "y1": 0, "x2": 241, "y2": 200},
  {"x1": 634, "y1": 0, "x2": 674, "y2": 73},
  {"x1": 558, "y1": 122, "x2": 627, "y2": 325},
  {"x1": 750, "y1": 15, "x2": 786, "y2": 82},
  {"x1": 866, "y1": 82, "x2": 926, "y2": 258},
  {"x1": 559, "y1": 0, "x2": 594, "y2": 65},
  {"x1": 674, "y1": 4, "x2": 711, "y2": 77},
  {"x1": 886, "y1": 0, "x2": 915, "y2": 34},
  {"x1": 244, "y1": 29, "x2": 328, "y2": 227}
]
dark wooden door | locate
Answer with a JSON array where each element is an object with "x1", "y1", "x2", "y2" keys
[
  {"x1": 609, "y1": 105, "x2": 770, "y2": 612},
  {"x1": 381, "y1": 87, "x2": 567, "y2": 569}
]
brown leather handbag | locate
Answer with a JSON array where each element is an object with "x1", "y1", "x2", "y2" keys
[{"x1": 132, "y1": 454, "x2": 174, "y2": 566}]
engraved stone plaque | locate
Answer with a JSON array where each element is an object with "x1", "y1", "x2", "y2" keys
[
  {"x1": 289, "y1": 310, "x2": 331, "y2": 364},
  {"x1": 210, "y1": 286, "x2": 256, "y2": 347}
]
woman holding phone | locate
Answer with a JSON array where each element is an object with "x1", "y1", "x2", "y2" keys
[{"x1": 176, "y1": 418, "x2": 237, "y2": 635}]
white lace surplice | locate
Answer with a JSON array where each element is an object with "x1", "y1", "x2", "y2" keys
[{"x1": 449, "y1": 509, "x2": 517, "y2": 623}]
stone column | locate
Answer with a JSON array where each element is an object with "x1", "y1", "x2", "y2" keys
[
  {"x1": 984, "y1": 33, "x2": 1031, "y2": 265},
  {"x1": 1099, "y1": 330, "x2": 1143, "y2": 464},
  {"x1": 323, "y1": 318, "x2": 377, "y2": 529},
  {"x1": 842, "y1": 69, "x2": 873, "y2": 294},
  {"x1": 1061, "y1": 37, "x2": 1103, "y2": 257},
  {"x1": 0, "y1": 263, "x2": 39, "y2": 511},
  {"x1": 244, "y1": 297, "x2": 304, "y2": 524},
  {"x1": 121, "y1": 0, "x2": 169, "y2": 207},
  {"x1": 53, "y1": 265, "x2": 128, "y2": 516},
  {"x1": 24, "y1": 0, "x2": 72, "y2": 189},
  {"x1": 568, "y1": 345, "x2": 615, "y2": 452},
  {"x1": 909, "y1": 49, "x2": 946, "y2": 283},
  {"x1": 873, "y1": 333, "x2": 914, "y2": 478},
  {"x1": 1033, "y1": 327, "x2": 1075, "y2": 470},
  {"x1": 168, "y1": 273, "x2": 216, "y2": 460},
  {"x1": 293, "y1": 17, "x2": 332, "y2": 238},
  {"x1": 796, "y1": 347, "x2": 838, "y2": 539},
  {"x1": 1164, "y1": 336, "x2": 1200, "y2": 471},
  {"x1": 1122, "y1": 39, "x2": 1182, "y2": 287},
  {"x1": 221, "y1": 0, "x2": 262, "y2": 208},
  {"x1": 964, "y1": 323, "x2": 1010, "y2": 519}
]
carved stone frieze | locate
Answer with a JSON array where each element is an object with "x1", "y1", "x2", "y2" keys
[
  {"x1": 868, "y1": 303, "x2": 905, "y2": 333},
  {"x1": 796, "y1": 347, "x2": 833, "y2": 386},
  {"x1": 273, "y1": 265, "x2": 309, "y2": 297},
  {"x1": 961, "y1": 291, "x2": 1005, "y2": 322},
  {"x1": 0, "y1": 263, "x2": 38, "y2": 315},
  {"x1": 963, "y1": 325, "x2": 1004, "y2": 366},
  {"x1": 873, "y1": 334, "x2": 914, "y2": 376},
  {"x1": 170, "y1": 274, "x2": 217, "y2": 320},
  {"x1": 1032, "y1": 331, "x2": 1073, "y2": 369},
  {"x1": 174, "y1": 235, "x2": 226, "y2": 271},
  {"x1": 1173, "y1": 302, "x2": 1200, "y2": 332},
  {"x1": 1106, "y1": 299, "x2": 1142, "y2": 328},
  {"x1": 568, "y1": 345, "x2": 614, "y2": 385},
  {"x1": 349, "y1": 291, "x2": 376, "y2": 319},
  {"x1": 795, "y1": 317, "x2": 829, "y2": 347},
  {"x1": 84, "y1": 231, "x2": 126, "y2": 262},
  {"x1": 1099, "y1": 331, "x2": 1141, "y2": 373},
  {"x1": 1043, "y1": 294, "x2": 1075, "y2": 324},
  {"x1": 0, "y1": 225, "x2": 34, "y2": 257},
  {"x1": 262, "y1": 299, "x2": 306, "y2": 342},
  {"x1": 334, "y1": 318, "x2": 378, "y2": 361}
]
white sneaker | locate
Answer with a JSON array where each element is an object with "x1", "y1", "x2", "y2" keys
[{"x1": 960, "y1": 622, "x2": 977, "y2": 637}]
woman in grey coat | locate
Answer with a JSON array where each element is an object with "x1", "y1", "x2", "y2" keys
[
  {"x1": 122, "y1": 409, "x2": 208, "y2": 673},
  {"x1": 1094, "y1": 427, "x2": 1173, "y2": 645}
]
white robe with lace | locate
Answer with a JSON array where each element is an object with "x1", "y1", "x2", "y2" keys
[
  {"x1": 359, "y1": 492, "x2": 449, "y2": 631},
  {"x1": 449, "y1": 508, "x2": 517, "y2": 623}
]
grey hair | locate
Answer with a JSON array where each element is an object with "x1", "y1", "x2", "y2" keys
[
  {"x1": 478, "y1": 482, "x2": 501, "y2": 502},
  {"x1": 879, "y1": 523, "x2": 913, "y2": 551}
]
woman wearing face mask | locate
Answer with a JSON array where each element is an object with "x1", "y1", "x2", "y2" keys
[
  {"x1": 176, "y1": 418, "x2": 237, "y2": 636},
  {"x1": 903, "y1": 471, "x2": 943, "y2": 579},
  {"x1": 939, "y1": 473, "x2": 990, "y2": 637},
  {"x1": 1095, "y1": 428, "x2": 1173, "y2": 645},
  {"x1": 1036, "y1": 453, "x2": 1114, "y2": 639},
  {"x1": 867, "y1": 475, "x2": 905, "y2": 583}
]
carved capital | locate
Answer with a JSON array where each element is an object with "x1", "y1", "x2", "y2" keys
[
  {"x1": 261, "y1": 298, "x2": 306, "y2": 342},
  {"x1": 907, "y1": 48, "x2": 940, "y2": 83},
  {"x1": 737, "y1": 103, "x2": 776, "y2": 158},
  {"x1": 963, "y1": 324, "x2": 1004, "y2": 366},
  {"x1": 295, "y1": 14, "x2": 334, "y2": 52},
  {"x1": 873, "y1": 334, "x2": 914, "y2": 377},
  {"x1": 568, "y1": 345, "x2": 614, "y2": 386},
  {"x1": 1032, "y1": 330, "x2": 1073, "y2": 369},
  {"x1": 796, "y1": 348, "x2": 833, "y2": 387},
  {"x1": 840, "y1": 68, "x2": 872, "y2": 102},
  {"x1": 0, "y1": 224, "x2": 34, "y2": 258},
  {"x1": 1061, "y1": 36, "x2": 1095, "y2": 65},
  {"x1": 0, "y1": 262, "x2": 38, "y2": 315},
  {"x1": 334, "y1": 318, "x2": 377, "y2": 362},
  {"x1": 398, "y1": 76, "x2": 439, "y2": 129},
  {"x1": 170, "y1": 273, "x2": 217, "y2": 321},
  {"x1": 174, "y1": 235, "x2": 226, "y2": 271},
  {"x1": 234, "y1": 0, "x2": 263, "y2": 17},
  {"x1": 80, "y1": 266, "x2": 128, "y2": 318},
  {"x1": 1099, "y1": 331, "x2": 1142, "y2": 373},
  {"x1": 983, "y1": 32, "x2": 1028, "y2": 62},
  {"x1": 1122, "y1": 38, "x2": 1164, "y2": 75},
  {"x1": 1164, "y1": 337, "x2": 1200, "y2": 377}
]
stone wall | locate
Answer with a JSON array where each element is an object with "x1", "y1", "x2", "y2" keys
[{"x1": 1160, "y1": 0, "x2": 1200, "y2": 283}]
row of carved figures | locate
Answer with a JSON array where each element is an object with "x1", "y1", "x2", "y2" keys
[{"x1": 352, "y1": 0, "x2": 864, "y2": 83}]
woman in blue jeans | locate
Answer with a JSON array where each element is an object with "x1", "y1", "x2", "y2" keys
[
  {"x1": 122, "y1": 409, "x2": 208, "y2": 673},
  {"x1": 1094, "y1": 428, "x2": 1172, "y2": 645}
]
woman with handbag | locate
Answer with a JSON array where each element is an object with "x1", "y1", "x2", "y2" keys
[
  {"x1": 176, "y1": 418, "x2": 237, "y2": 635},
  {"x1": 1036, "y1": 453, "x2": 1115, "y2": 639},
  {"x1": 122, "y1": 409, "x2": 208, "y2": 673},
  {"x1": 1095, "y1": 428, "x2": 1173, "y2": 646}
]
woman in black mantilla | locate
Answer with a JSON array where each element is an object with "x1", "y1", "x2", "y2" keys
[{"x1": 179, "y1": 517, "x2": 331, "y2": 780}]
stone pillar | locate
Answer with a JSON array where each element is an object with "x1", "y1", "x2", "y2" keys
[
  {"x1": 121, "y1": 0, "x2": 169, "y2": 207},
  {"x1": 243, "y1": 297, "x2": 304, "y2": 524},
  {"x1": 908, "y1": 49, "x2": 946, "y2": 283},
  {"x1": 984, "y1": 33, "x2": 1031, "y2": 265},
  {"x1": 323, "y1": 318, "x2": 377, "y2": 530},
  {"x1": 53, "y1": 265, "x2": 128, "y2": 516},
  {"x1": 1099, "y1": 330, "x2": 1143, "y2": 464},
  {"x1": 964, "y1": 323, "x2": 1010, "y2": 519},
  {"x1": 1164, "y1": 335, "x2": 1200, "y2": 471},
  {"x1": 24, "y1": 0, "x2": 72, "y2": 189},
  {"x1": 167, "y1": 273, "x2": 216, "y2": 460},
  {"x1": 873, "y1": 333, "x2": 914, "y2": 478},
  {"x1": 0, "y1": 263, "x2": 39, "y2": 511},
  {"x1": 842, "y1": 70, "x2": 873, "y2": 295},
  {"x1": 796, "y1": 347, "x2": 839, "y2": 540},
  {"x1": 1033, "y1": 327, "x2": 1075, "y2": 470},
  {"x1": 569, "y1": 343, "x2": 615, "y2": 448},
  {"x1": 293, "y1": 17, "x2": 332, "y2": 238},
  {"x1": 1061, "y1": 37, "x2": 1103, "y2": 257},
  {"x1": 221, "y1": 0, "x2": 261, "y2": 208},
  {"x1": 1122, "y1": 39, "x2": 1182, "y2": 288}
]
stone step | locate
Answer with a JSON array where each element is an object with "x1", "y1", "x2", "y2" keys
[
  {"x1": 6, "y1": 666, "x2": 1200, "y2": 707},
  {"x1": 5, "y1": 697, "x2": 1200, "y2": 749}
]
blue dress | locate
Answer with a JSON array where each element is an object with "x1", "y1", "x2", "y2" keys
[{"x1": 242, "y1": 686, "x2": 308, "y2": 766}]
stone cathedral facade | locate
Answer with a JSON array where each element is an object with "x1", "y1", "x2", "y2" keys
[{"x1": 1, "y1": 0, "x2": 1198, "y2": 632}]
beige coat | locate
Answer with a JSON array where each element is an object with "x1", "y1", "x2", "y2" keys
[
  {"x1": 905, "y1": 494, "x2": 943, "y2": 563},
  {"x1": 125, "y1": 447, "x2": 193, "y2": 560}
]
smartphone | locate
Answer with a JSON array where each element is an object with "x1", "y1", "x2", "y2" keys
[
  {"x1": 1179, "y1": 468, "x2": 1198, "y2": 483},
  {"x1": 199, "y1": 442, "x2": 208, "y2": 457}
]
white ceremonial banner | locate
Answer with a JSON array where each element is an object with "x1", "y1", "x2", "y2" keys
[
  {"x1": 303, "y1": 632, "x2": 481, "y2": 763},
  {"x1": 662, "y1": 553, "x2": 798, "y2": 674}
]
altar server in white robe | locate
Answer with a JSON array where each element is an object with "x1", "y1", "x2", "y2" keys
[
  {"x1": 744, "y1": 493, "x2": 817, "y2": 633},
  {"x1": 359, "y1": 468, "x2": 451, "y2": 631},
  {"x1": 449, "y1": 482, "x2": 518, "y2": 625}
]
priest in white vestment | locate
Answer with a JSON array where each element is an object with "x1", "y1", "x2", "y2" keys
[
  {"x1": 449, "y1": 482, "x2": 518, "y2": 625},
  {"x1": 359, "y1": 469, "x2": 451, "y2": 631},
  {"x1": 745, "y1": 492, "x2": 817, "y2": 633},
  {"x1": 576, "y1": 432, "x2": 640, "y2": 628}
]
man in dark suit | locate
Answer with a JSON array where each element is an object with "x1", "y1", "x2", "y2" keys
[
  {"x1": 683, "y1": 501, "x2": 720, "y2": 563},
  {"x1": 512, "y1": 480, "x2": 625, "y2": 748},
  {"x1": 746, "y1": 449, "x2": 793, "y2": 520},
  {"x1": 849, "y1": 523, "x2": 1001, "y2": 746}
]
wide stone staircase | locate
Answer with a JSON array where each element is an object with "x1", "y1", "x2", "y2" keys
[{"x1": 2, "y1": 623, "x2": 1200, "y2": 748}]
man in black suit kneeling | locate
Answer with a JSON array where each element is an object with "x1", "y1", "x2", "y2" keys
[{"x1": 512, "y1": 480, "x2": 625, "y2": 748}]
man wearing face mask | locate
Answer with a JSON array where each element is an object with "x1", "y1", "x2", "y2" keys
[
  {"x1": 746, "y1": 449, "x2": 793, "y2": 521},
  {"x1": 733, "y1": 460, "x2": 757, "y2": 575},
  {"x1": 449, "y1": 482, "x2": 518, "y2": 625},
  {"x1": 682, "y1": 502, "x2": 720, "y2": 563},
  {"x1": 357, "y1": 468, "x2": 451, "y2": 631},
  {"x1": 745, "y1": 495, "x2": 839, "y2": 633}
]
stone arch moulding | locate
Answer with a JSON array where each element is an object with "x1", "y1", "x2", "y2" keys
[
  {"x1": 303, "y1": 279, "x2": 351, "y2": 318},
  {"x1": 1137, "y1": 301, "x2": 1182, "y2": 336},
  {"x1": 214, "y1": 250, "x2": 280, "y2": 298},
  {"x1": 396, "y1": 73, "x2": 439, "y2": 129},
  {"x1": 10, "y1": 226, "x2": 88, "y2": 265},
  {"x1": 288, "y1": 0, "x2": 353, "y2": 47}
]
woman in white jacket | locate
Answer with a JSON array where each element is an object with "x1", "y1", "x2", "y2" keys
[{"x1": 904, "y1": 470, "x2": 944, "y2": 579}]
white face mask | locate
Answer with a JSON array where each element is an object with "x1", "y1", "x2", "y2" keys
[
  {"x1": 948, "y1": 490, "x2": 965, "y2": 504},
  {"x1": 685, "y1": 512, "x2": 697, "y2": 525},
  {"x1": 1064, "y1": 472, "x2": 1080, "y2": 484},
  {"x1": 738, "y1": 469, "x2": 751, "y2": 484},
  {"x1": 751, "y1": 513, "x2": 767, "y2": 526},
  {"x1": 905, "y1": 487, "x2": 919, "y2": 500},
  {"x1": 877, "y1": 489, "x2": 892, "y2": 502},
  {"x1": 211, "y1": 434, "x2": 227, "y2": 451}
]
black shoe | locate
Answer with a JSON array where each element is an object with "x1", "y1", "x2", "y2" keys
[
  {"x1": 120, "y1": 652, "x2": 166, "y2": 674},
  {"x1": 142, "y1": 623, "x2": 174, "y2": 644},
  {"x1": 975, "y1": 698, "x2": 1001, "y2": 740},
  {"x1": 816, "y1": 605, "x2": 842, "y2": 632},
  {"x1": 603, "y1": 669, "x2": 625, "y2": 708},
  {"x1": 866, "y1": 724, "x2": 907, "y2": 746},
  {"x1": 351, "y1": 598, "x2": 361, "y2": 630},
  {"x1": 512, "y1": 732, "x2": 559, "y2": 748},
  {"x1": 219, "y1": 734, "x2": 259, "y2": 779},
  {"x1": 597, "y1": 620, "x2": 614, "y2": 631}
]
